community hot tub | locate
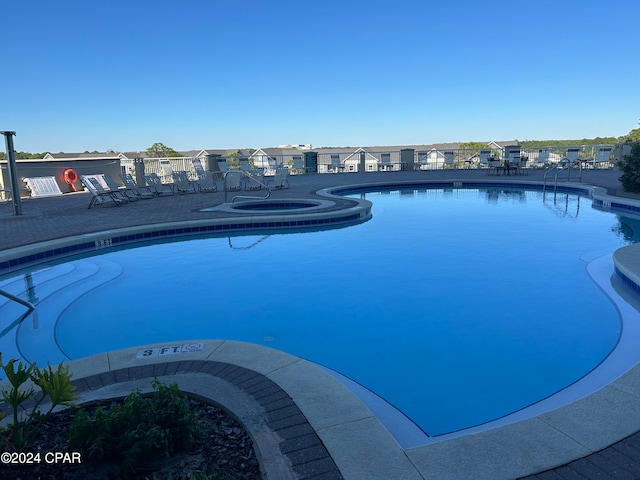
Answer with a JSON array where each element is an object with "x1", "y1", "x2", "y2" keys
[{"x1": 202, "y1": 198, "x2": 335, "y2": 214}]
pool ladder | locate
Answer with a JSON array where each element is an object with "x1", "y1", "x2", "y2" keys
[
  {"x1": 543, "y1": 158, "x2": 583, "y2": 195},
  {"x1": 223, "y1": 171, "x2": 272, "y2": 203}
]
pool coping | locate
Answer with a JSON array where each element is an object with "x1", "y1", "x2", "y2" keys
[
  {"x1": 0, "y1": 195, "x2": 372, "y2": 275},
  {"x1": 0, "y1": 179, "x2": 635, "y2": 276},
  {"x1": 4, "y1": 178, "x2": 640, "y2": 478}
]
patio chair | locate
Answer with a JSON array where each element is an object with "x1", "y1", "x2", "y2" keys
[
  {"x1": 535, "y1": 149, "x2": 551, "y2": 169},
  {"x1": 328, "y1": 155, "x2": 344, "y2": 173},
  {"x1": 263, "y1": 156, "x2": 278, "y2": 176},
  {"x1": 292, "y1": 157, "x2": 306, "y2": 174},
  {"x1": 145, "y1": 173, "x2": 174, "y2": 196},
  {"x1": 197, "y1": 171, "x2": 218, "y2": 193},
  {"x1": 81, "y1": 175, "x2": 127, "y2": 209},
  {"x1": 218, "y1": 160, "x2": 230, "y2": 173},
  {"x1": 506, "y1": 154, "x2": 521, "y2": 175},
  {"x1": 239, "y1": 158, "x2": 252, "y2": 172},
  {"x1": 379, "y1": 154, "x2": 394, "y2": 172},
  {"x1": 158, "y1": 159, "x2": 174, "y2": 182},
  {"x1": 562, "y1": 148, "x2": 581, "y2": 165},
  {"x1": 519, "y1": 155, "x2": 529, "y2": 175},
  {"x1": 487, "y1": 156, "x2": 502, "y2": 175},
  {"x1": 103, "y1": 175, "x2": 139, "y2": 202},
  {"x1": 120, "y1": 173, "x2": 155, "y2": 199},
  {"x1": 267, "y1": 167, "x2": 290, "y2": 190},
  {"x1": 191, "y1": 157, "x2": 206, "y2": 178},
  {"x1": 501, "y1": 147, "x2": 522, "y2": 175},
  {"x1": 593, "y1": 147, "x2": 613, "y2": 169},
  {"x1": 172, "y1": 171, "x2": 197, "y2": 194},
  {"x1": 478, "y1": 150, "x2": 491, "y2": 169},
  {"x1": 224, "y1": 171, "x2": 243, "y2": 191},
  {"x1": 443, "y1": 151, "x2": 456, "y2": 169},
  {"x1": 244, "y1": 170, "x2": 265, "y2": 191}
]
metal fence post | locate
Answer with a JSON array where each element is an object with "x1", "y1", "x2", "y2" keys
[{"x1": 1, "y1": 131, "x2": 22, "y2": 216}]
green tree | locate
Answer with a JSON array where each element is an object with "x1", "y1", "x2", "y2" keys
[
  {"x1": 618, "y1": 143, "x2": 640, "y2": 192},
  {"x1": 619, "y1": 119, "x2": 640, "y2": 143},
  {"x1": 145, "y1": 142, "x2": 182, "y2": 158},
  {"x1": 224, "y1": 151, "x2": 242, "y2": 169},
  {"x1": 459, "y1": 142, "x2": 490, "y2": 149}
]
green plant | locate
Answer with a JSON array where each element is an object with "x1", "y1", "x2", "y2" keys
[
  {"x1": 618, "y1": 143, "x2": 640, "y2": 192},
  {"x1": 69, "y1": 378, "x2": 203, "y2": 477},
  {"x1": 0, "y1": 355, "x2": 77, "y2": 451},
  {"x1": 147, "y1": 474, "x2": 225, "y2": 480}
]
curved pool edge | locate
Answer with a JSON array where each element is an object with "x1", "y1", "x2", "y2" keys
[
  {"x1": 3, "y1": 179, "x2": 640, "y2": 277},
  {"x1": 36, "y1": 340, "x2": 423, "y2": 480},
  {"x1": 0, "y1": 197, "x2": 373, "y2": 276},
  {"x1": 14, "y1": 326, "x2": 640, "y2": 480},
  {"x1": 613, "y1": 243, "x2": 640, "y2": 294}
]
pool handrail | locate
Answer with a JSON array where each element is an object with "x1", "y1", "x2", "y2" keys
[
  {"x1": 224, "y1": 170, "x2": 272, "y2": 203},
  {"x1": 543, "y1": 156, "x2": 583, "y2": 195},
  {"x1": 0, "y1": 287, "x2": 35, "y2": 325}
]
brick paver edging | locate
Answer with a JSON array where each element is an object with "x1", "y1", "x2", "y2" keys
[
  {"x1": 0, "y1": 359, "x2": 343, "y2": 480},
  {"x1": 80, "y1": 360, "x2": 343, "y2": 480}
]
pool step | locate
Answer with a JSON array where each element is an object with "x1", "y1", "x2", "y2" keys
[{"x1": 0, "y1": 259, "x2": 123, "y2": 367}]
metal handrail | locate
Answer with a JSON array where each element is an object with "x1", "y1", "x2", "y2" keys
[
  {"x1": 223, "y1": 170, "x2": 272, "y2": 203},
  {"x1": 543, "y1": 158, "x2": 583, "y2": 195},
  {"x1": 227, "y1": 235, "x2": 270, "y2": 250},
  {"x1": 0, "y1": 288, "x2": 35, "y2": 323}
]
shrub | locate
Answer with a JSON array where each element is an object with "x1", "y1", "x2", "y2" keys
[
  {"x1": 0, "y1": 355, "x2": 77, "y2": 452},
  {"x1": 618, "y1": 143, "x2": 640, "y2": 192},
  {"x1": 68, "y1": 378, "x2": 203, "y2": 477}
]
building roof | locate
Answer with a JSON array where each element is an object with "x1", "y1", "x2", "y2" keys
[{"x1": 43, "y1": 152, "x2": 121, "y2": 161}]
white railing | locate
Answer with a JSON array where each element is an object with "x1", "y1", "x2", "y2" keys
[{"x1": 123, "y1": 145, "x2": 619, "y2": 182}]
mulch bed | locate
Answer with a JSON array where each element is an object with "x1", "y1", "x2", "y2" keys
[{"x1": 1, "y1": 398, "x2": 261, "y2": 480}]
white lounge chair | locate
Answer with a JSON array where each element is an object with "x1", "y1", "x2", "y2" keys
[
  {"x1": 328, "y1": 155, "x2": 344, "y2": 173},
  {"x1": 197, "y1": 171, "x2": 218, "y2": 193},
  {"x1": 145, "y1": 173, "x2": 174, "y2": 196},
  {"x1": 443, "y1": 151, "x2": 455, "y2": 169},
  {"x1": 103, "y1": 175, "x2": 138, "y2": 202},
  {"x1": 379, "y1": 154, "x2": 394, "y2": 172},
  {"x1": 191, "y1": 157, "x2": 206, "y2": 178},
  {"x1": 244, "y1": 170, "x2": 265, "y2": 191},
  {"x1": 81, "y1": 175, "x2": 127, "y2": 209},
  {"x1": 239, "y1": 158, "x2": 252, "y2": 172},
  {"x1": 593, "y1": 147, "x2": 612, "y2": 169},
  {"x1": 224, "y1": 171, "x2": 243, "y2": 191},
  {"x1": 478, "y1": 150, "x2": 491, "y2": 169},
  {"x1": 267, "y1": 168, "x2": 290, "y2": 190},
  {"x1": 172, "y1": 171, "x2": 197, "y2": 194},
  {"x1": 292, "y1": 157, "x2": 304, "y2": 174},
  {"x1": 158, "y1": 159, "x2": 174, "y2": 183},
  {"x1": 535, "y1": 149, "x2": 551, "y2": 169},
  {"x1": 120, "y1": 174, "x2": 154, "y2": 198},
  {"x1": 562, "y1": 148, "x2": 581, "y2": 165}
]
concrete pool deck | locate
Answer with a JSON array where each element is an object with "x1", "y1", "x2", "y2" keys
[{"x1": 3, "y1": 167, "x2": 640, "y2": 479}]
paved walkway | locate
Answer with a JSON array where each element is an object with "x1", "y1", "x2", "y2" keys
[
  {"x1": 2, "y1": 168, "x2": 636, "y2": 252},
  {"x1": 3, "y1": 167, "x2": 640, "y2": 479}
]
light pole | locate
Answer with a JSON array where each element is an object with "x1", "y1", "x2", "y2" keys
[{"x1": 1, "y1": 131, "x2": 22, "y2": 216}]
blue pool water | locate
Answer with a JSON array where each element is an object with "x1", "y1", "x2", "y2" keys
[{"x1": 1, "y1": 187, "x2": 638, "y2": 436}]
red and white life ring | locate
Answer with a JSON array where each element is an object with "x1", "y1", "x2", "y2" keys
[{"x1": 63, "y1": 168, "x2": 78, "y2": 191}]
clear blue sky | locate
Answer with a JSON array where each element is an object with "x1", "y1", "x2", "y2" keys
[{"x1": 2, "y1": 0, "x2": 639, "y2": 153}]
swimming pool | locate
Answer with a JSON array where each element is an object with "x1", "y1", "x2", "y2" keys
[{"x1": 1, "y1": 186, "x2": 638, "y2": 438}]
